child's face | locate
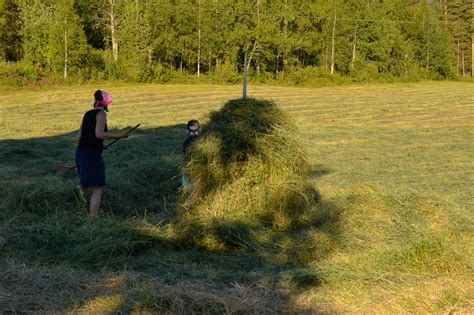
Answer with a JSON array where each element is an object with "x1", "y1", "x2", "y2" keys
[{"x1": 188, "y1": 125, "x2": 200, "y2": 136}]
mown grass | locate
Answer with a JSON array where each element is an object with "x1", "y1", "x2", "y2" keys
[{"x1": 0, "y1": 81, "x2": 473, "y2": 313}]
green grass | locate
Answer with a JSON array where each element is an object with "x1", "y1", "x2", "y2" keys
[{"x1": 0, "y1": 81, "x2": 473, "y2": 313}]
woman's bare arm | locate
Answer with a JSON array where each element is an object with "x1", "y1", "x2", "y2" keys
[
  {"x1": 95, "y1": 111, "x2": 128, "y2": 140},
  {"x1": 77, "y1": 122, "x2": 83, "y2": 143}
]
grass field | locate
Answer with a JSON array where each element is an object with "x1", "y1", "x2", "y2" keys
[{"x1": 0, "y1": 81, "x2": 473, "y2": 313}]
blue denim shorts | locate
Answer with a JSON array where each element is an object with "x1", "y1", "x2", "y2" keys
[{"x1": 75, "y1": 148, "x2": 106, "y2": 187}]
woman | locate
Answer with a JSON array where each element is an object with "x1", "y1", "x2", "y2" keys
[{"x1": 75, "y1": 90, "x2": 128, "y2": 216}]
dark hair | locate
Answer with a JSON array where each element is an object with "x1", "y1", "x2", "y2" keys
[
  {"x1": 93, "y1": 90, "x2": 108, "y2": 111},
  {"x1": 94, "y1": 90, "x2": 103, "y2": 101},
  {"x1": 187, "y1": 119, "x2": 200, "y2": 130}
]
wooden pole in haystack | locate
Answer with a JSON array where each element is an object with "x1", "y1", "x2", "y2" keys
[{"x1": 243, "y1": 48, "x2": 248, "y2": 99}]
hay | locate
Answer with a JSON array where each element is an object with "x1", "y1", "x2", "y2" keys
[
  {"x1": 0, "y1": 261, "x2": 316, "y2": 313},
  {"x1": 136, "y1": 282, "x2": 299, "y2": 314},
  {"x1": 0, "y1": 262, "x2": 95, "y2": 313},
  {"x1": 173, "y1": 98, "x2": 320, "y2": 254}
]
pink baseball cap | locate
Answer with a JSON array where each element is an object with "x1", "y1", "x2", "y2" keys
[{"x1": 94, "y1": 90, "x2": 113, "y2": 107}]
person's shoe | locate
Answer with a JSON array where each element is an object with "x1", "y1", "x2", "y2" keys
[{"x1": 73, "y1": 186, "x2": 87, "y2": 209}]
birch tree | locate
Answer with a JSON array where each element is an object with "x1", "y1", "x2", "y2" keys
[{"x1": 48, "y1": 0, "x2": 88, "y2": 78}]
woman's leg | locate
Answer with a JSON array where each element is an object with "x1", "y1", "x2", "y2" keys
[{"x1": 89, "y1": 186, "x2": 104, "y2": 216}]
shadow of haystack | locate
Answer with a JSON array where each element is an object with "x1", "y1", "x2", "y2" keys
[{"x1": 171, "y1": 98, "x2": 339, "y2": 267}]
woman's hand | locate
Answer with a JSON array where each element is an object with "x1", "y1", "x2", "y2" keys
[{"x1": 118, "y1": 132, "x2": 129, "y2": 139}]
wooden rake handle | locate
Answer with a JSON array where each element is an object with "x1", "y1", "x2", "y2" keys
[
  {"x1": 104, "y1": 123, "x2": 141, "y2": 149},
  {"x1": 52, "y1": 163, "x2": 77, "y2": 170},
  {"x1": 52, "y1": 123, "x2": 141, "y2": 171}
]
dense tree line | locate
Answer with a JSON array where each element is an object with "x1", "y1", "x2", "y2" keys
[{"x1": 0, "y1": 0, "x2": 472, "y2": 84}]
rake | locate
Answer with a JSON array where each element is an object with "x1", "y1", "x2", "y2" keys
[{"x1": 52, "y1": 123, "x2": 140, "y2": 171}]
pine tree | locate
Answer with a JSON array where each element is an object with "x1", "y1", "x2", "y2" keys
[{"x1": 432, "y1": 0, "x2": 471, "y2": 76}]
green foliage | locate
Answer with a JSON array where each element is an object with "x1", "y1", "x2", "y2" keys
[
  {"x1": 0, "y1": 61, "x2": 42, "y2": 85},
  {"x1": 0, "y1": 0, "x2": 471, "y2": 83},
  {"x1": 77, "y1": 48, "x2": 107, "y2": 81},
  {"x1": 350, "y1": 61, "x2": 380, "y2": 81},
  {"x1": 47, "y1": 0, "x2": 89, "y2": 77},
  {"x1": 211, "y1": 60, "x2": 240, "y2": 83},
  {"x1": 284, "y1": 66, "x2": 345, "y2": 85},
  {"x1": 19, "y1": 1, "x2": 54, "y2": 68},
  {"x1": 18, "y1": 0, "x2": 88, "y2": 78},
  {"x1": 0, "y1": 0, "x2": 22, "y2": 61}
]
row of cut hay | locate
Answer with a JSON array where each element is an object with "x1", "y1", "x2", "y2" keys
[
  {"x1": 1, "y1": 261, "x2": 313, "y2": 314},
  {"x1": 171, "y1": 98, "x2": 322, "y2": 258}
]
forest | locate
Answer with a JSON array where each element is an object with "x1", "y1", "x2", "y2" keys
[{"x1": 0, "y1": 0, "x2": 472, "y2": 84}]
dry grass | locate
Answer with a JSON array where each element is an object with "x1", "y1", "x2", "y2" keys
[
  {"x1": 0, "y1": 261, "x2": 316, "y2": 314},
  {"x1": 0, "y1": 81, "x2": 472, "y2": 313},
  {"x1": 172, "y1": 98, "x2": 321, "y2": 255}
]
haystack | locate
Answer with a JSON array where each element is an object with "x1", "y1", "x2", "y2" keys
[{"x1": 173, "y1": 98, "x2": 320, "y2": 253}]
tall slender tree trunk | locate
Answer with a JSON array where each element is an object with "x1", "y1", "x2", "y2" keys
[
  {"x1": 425, "y1": 14, "x2": 430, "y2": 70},
  {"x1": 63, "y1": 19, "x2": 68, "y2": 79},
  {"x1": 471, "y1": 1, "x2": 474, "y2": 77},
  {"x1": 426, "y1": 42, "x2": 429, "y2": 69},
  {"x1": 282, "y1": 0, "x2": 288, "y2": 77},
  {"x1": 461, "y1": 50, "x2": 465, "y2": 77},
  {"x1": 351, "y1": 21, "x2": 357, "y2": 70},
  {"x1": 243, "y1": 49, "x2": 248, "y2": 98},
  {"x1": 197, "y1": 0, "x2": 201, "y2": 77},
  {"x1": 404, "y1": 54, "x2": 408, "y2": 77},
  {"x1": 110, "y1": 0, "x2": 118, "y2": 62},
  {"x1": 330, "y1": 9, "x2": 337, "y2": 75},
  {"x1": 444, "y1": 0, "x2": 448, "y2": 28},
  {"x1": 256, "y1": 0, "x2": 260, "y2": 75},
  {"x1": 276, "y1": 53, "x2": 279, "y2": 76},
  {"x1": 457, "y1": 38, "x2": 460, "y2": 76},
  {"x1": 208, "y1": 48, "x2": 211, "y2": 74},
  {"x1": 325, "y1": 46, "x2": 328, "y2": 68},
  {"x1": 247, "y1": 40, "x2": 257, "y2": 71}
]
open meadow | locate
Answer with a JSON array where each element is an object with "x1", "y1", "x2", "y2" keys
[{"x1": 0, "y1": 81, "x2": 473, "y2": 313}]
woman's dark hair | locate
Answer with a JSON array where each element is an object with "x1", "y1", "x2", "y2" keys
[
  {"x1": 93, "y1": 90, "x2": 108, "y2": 111},
  {"x1": 94, "y1": 90, "x2": 103, "y2": 101}
]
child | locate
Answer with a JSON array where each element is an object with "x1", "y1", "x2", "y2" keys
[
  {"x1": 181, "y1": 119, "x2": 200, "y2": 190},
  {"x1": 74, "y1": 90, "x2": 129, "y2": 216}
]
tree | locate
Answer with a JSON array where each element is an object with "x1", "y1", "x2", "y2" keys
[
  {"x1": 20, "y1": 0, "x2": 55, "y2": 68},
  {"x1": 432, "y1": 0, "x2": 471, "y2": 76},
  {"x1": 0, "y1": 0, "x2": 22, "y2": 61},
  {"x1": 74, "y1": 0, "x2": 107, "y2": 49},
  {"x1": 48, "y1": 0, "x2": 89, "y2": 78},
  {"x1": 415, "y1": 1, "x2": 451, "y2": 76},
  {"x1": 118, "y1": 0, "x2": 155, "y2": 81},
  {"x1": 5, "y1": 0, "x2": 466, "y2": 81}
]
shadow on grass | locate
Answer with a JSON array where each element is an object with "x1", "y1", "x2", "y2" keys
[
  {"x1": 309, "y1": 165, "x2": 333, "y2": 178},
  {"x1": 0, "y1": 124, "x2": 186, "y2": 217},
  {"x1": 0, "y1": 124, "x2": 342, "y2": 313}
]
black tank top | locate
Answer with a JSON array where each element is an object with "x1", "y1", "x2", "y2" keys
[{"x1": 78, "y1": 109, "x2": 108, "y2": 152}]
